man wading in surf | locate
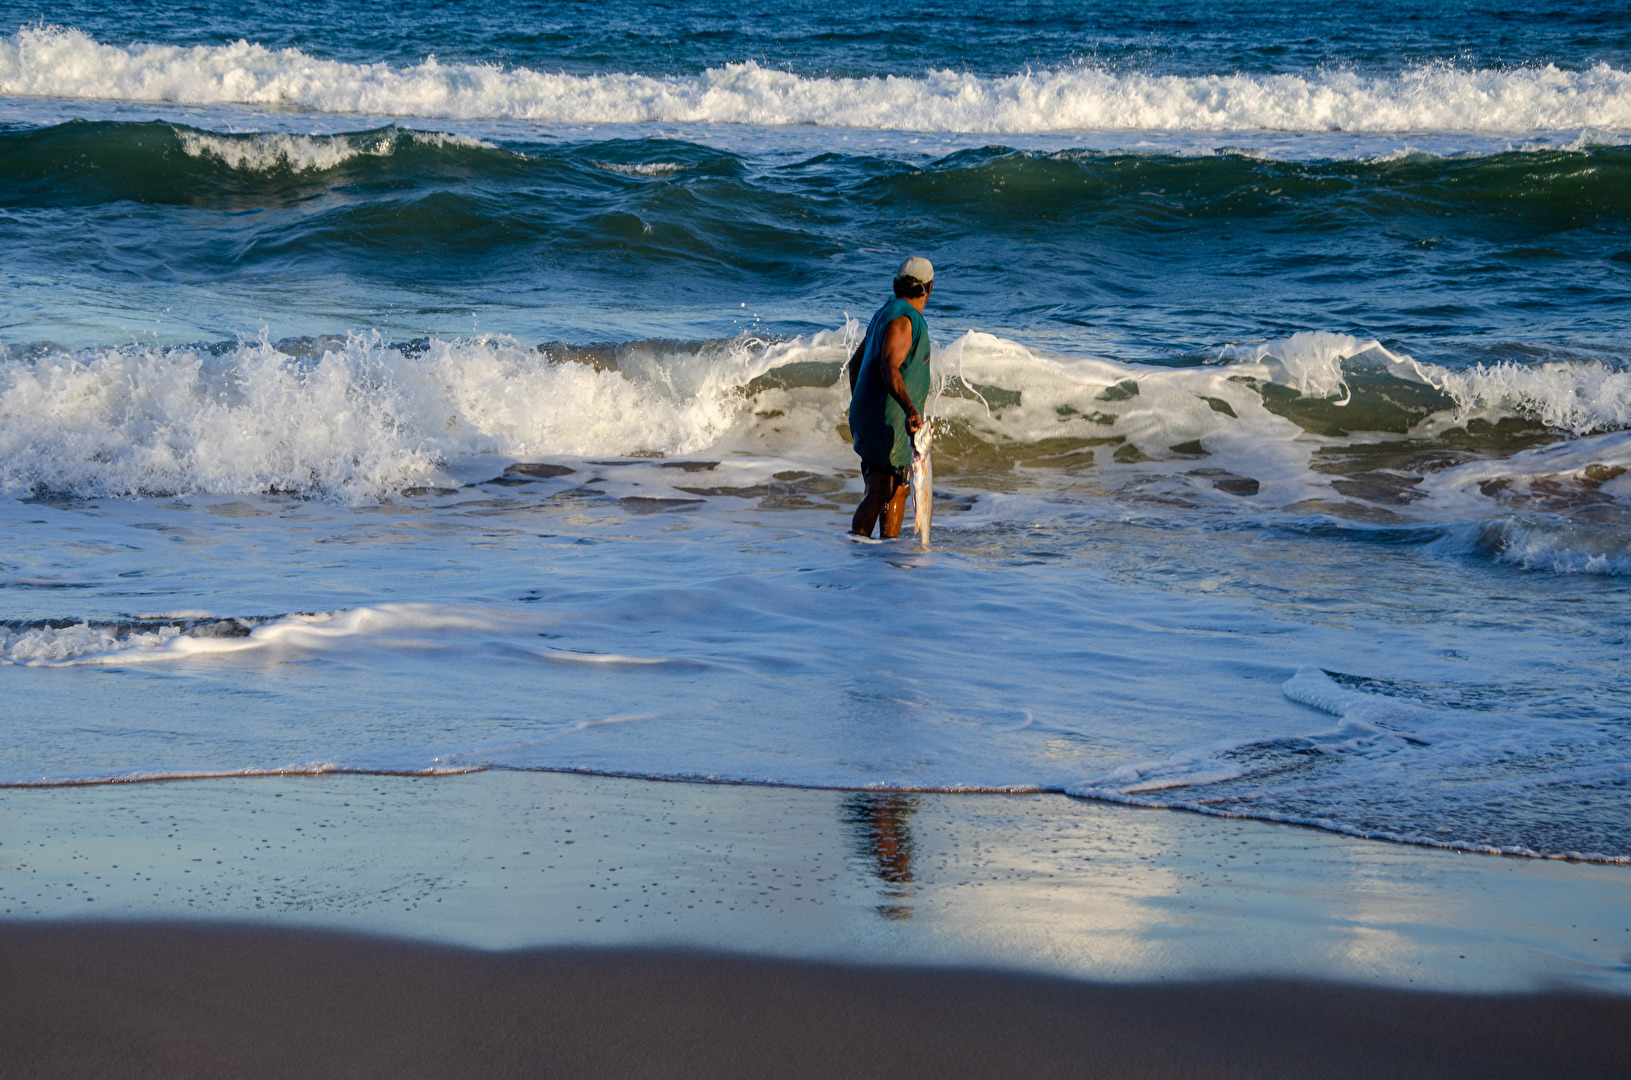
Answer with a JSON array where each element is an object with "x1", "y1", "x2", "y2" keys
[{"x1": 847, "y1": 257, "x2": 934, "y2": 539}]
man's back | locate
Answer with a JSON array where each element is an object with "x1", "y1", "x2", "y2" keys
[
  {"x1": 849, "y1": 297, "x2": 931, "y2": 469},
  {"x1": 847, "y1": 257, "x2": 935, "y2": 540}
]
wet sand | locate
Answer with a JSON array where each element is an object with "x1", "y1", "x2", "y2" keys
[
  {"x1": 3, "y1": 922, "x2": 1627, "y2": 1080},
  {"x1": 2, "y1": 770, "x2": 1629, "y2": 1077},
  {"x1": 4, "y1": 770, "x2": 1627, "y2": 990}
]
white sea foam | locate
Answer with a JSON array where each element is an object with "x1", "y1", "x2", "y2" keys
[
  {"x1": 1218, "y1": 335, "x2": 1631, "y2": 435},
  {"x1": 0, "y1": 325, "x2": 1329, "y2": 503},
  {"x1": 5, "y1": 324, "x2": 1631, "y2": 509},
  {"x1": 0, "y1": 620, "x2": 183, "y2": 663},
  {"x1": 1070, "y1": 668, "x2": 1630, "y2": 861},
  {"x1": 1409, "y1": 433, "x2": 1631, "y2": 572},
  {"x1": 177, "y1": 126, "x2": 490, "y2": 172},
  {"x1": 4, "y1": 27, "x2": 1630, "y2": 133},
  {"x1": 179, "y1": 129, "x2": 361, "y2": 171},
  {"x1": 1074, "y1": 668, "x2": 1438, "y2": 801},
  {"x1": 1489, "y1": 522, "x2": 1631, "y2": 575},
  {"x1": 1434, "y1": 360, "x2": 1631, "y2": 435},
  {"x1": 591, "y1": 160, "x2": 688, "y2": 176},
  {"x1": 0, "y1": 329, "x2": 849, "y2": 500},
  {"x1": 1217, "y1": 331, "x2": 1432, "y2": 402},
  {"x1": 0, "y1": 603, "x2": 539, "y2": 666},
  {"x1": 0, "y1": 762, "x2": 485, "y2": 788}
]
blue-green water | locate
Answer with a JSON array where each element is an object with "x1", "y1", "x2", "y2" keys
[{"x1": 0, "y1": 2, "x2": 1628, "y2": 862}]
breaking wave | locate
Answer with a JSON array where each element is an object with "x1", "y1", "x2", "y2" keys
[
  {"x1": 4, "y1": 26, "x2": 1631, "y2": 133},
  {"x1": 4, "y1": 327, "x2": 1631, "y2": 513},
  {"x1": 177, "y1": 126, "x2": 491, "y2": 172},
  {"x1": 0, "y1": 330, "x2": 833, "y2": 501}
]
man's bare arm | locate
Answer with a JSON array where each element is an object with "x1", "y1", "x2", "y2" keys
[{"x1": 880, "y1": 316, "x2": 923, "y2": 435}]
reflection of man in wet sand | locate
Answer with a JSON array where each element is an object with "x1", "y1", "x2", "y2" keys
[
  {"x1": 843, "y1": 793, "x2": 918, "y2": 920},
  {"x1": 847, "y1": 258, "x2": 934, "y2": 539}
]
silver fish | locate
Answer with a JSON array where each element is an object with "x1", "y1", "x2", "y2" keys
[{"x1": 910, "y1": 423, "x2": 933, "y2": 547}]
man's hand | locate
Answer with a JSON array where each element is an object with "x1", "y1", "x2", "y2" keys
[{"x1": 905, "y1": 410, "x2": 923, "y2": 436}]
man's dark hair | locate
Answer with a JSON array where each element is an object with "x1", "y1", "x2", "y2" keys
[{"x1": 893, "y1": 275, "x2": 929, "y2": 299}]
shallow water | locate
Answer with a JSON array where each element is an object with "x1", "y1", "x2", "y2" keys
[{"x1": 1, "y1": 1, "x2": 1628, "y2": 862}]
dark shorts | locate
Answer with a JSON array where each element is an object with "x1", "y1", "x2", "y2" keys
[{"x1": 860, "y1": 459, "x2": 908, "y2": 486}]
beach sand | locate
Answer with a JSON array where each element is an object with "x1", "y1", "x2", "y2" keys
[
  {"x1": 2, "y1": 771, "x2": 1628, "y2": 1076},
  {"x1": 4, "y1": 923, "x2": 1629, "y2": 1079}
]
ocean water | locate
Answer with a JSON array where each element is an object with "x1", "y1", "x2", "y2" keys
[{"x1": 2, "y1": 1, "x2": 1629, "y2": 863}]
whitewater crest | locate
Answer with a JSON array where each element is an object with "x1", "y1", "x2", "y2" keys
[
  {"x1": 3, "y1": 326, "x2": 1631, "y2": 526},
  {"x1": 0, "y1": 329, "x2": 853, "y2": 501},
  {"x1": 4, "y1": 26, "x2": 1631, "y2": 133},
  {"x1": 0, "y1": 604, "x2": 540, "y2": 666},
  {"x1": 177, "y1": 126, "x2": 491, "y2": 173}
]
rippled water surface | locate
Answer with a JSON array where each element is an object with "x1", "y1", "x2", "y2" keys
[{"x1": 1, "y1": 0, "x2": 1628, "y2": 861}]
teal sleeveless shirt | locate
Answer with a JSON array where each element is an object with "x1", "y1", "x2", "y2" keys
[{"x1": 848, "y1": 298, "x2": 931, "y2": 468}]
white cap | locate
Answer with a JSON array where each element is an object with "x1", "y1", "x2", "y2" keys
[{"x1": 895, "y1": 256, "x2": 934, "y2": 284}]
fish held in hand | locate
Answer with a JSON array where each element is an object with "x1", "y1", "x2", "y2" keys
[{"x1": 911, "y1": 423, "x2": 933, "y2": 547}]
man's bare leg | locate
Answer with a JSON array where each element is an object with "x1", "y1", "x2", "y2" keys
[
  {"x1": 851, "y1": 473, "x2": 904, "y2": 538},
  {"x1": 878, "y1": 483, "x2": 909, "y2": 539}
]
